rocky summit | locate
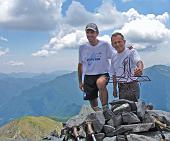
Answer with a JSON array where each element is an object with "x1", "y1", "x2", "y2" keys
[{"x1": 44, "y1": 100, "x2": 170, "y2": 141}]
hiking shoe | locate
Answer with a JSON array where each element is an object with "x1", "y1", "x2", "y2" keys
[{"x1": 103, "y1": 108, "x2": 114, "y2": 121}]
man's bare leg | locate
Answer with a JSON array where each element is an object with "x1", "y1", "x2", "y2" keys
[
  {"x1": 96, "y1": 76, "x2": 109, "y2": 110},
  {"x1": 89, "y1": 98, "x2": 101, "y2": 111}
]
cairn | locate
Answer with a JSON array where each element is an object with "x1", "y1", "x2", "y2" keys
[{"x1": 44, "y1": 100, "x2": 170, "y2": 141}]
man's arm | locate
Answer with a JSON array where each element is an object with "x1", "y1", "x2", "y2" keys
[
  {"x1": 78, "y1": 63, "x2": 84, "y2": 91},
  {"x1": 134, "y1": 60, "x2": 144, "y2": 76}
]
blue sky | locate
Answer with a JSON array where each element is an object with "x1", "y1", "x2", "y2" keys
[{"x1": 0, "y1": 0, "x2": 170, "y2": 73}]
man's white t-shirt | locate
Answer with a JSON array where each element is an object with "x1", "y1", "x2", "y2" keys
[
  {"x1": 110, "y1": 48, "x2": 141, "y2": 82},
  {"x1": 79, "y1": 40, "x2": 115, "y2": 75}
]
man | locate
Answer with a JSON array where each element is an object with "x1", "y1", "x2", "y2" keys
[
  {"x1": 78, "y1": 23, "x2": 114, "y2": 112},
  {"x1": 110, "y1": 32, "x2": 143, "y2": 102}
]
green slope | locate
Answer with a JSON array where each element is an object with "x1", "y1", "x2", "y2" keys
[{"x1": 0, "y1": 116, "x2": 63, "y2": 140}]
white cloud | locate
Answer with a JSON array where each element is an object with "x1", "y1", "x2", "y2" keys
[
  {"x1": 0, "y1": 48, "x2": 9, "y2": 56},
  {"x1": 0, "y1": 36, "x2": 8, "y2": 42},
  {"x1": 64, "y1": 1, "x2": 127, "y2": 30},
  {"x1": 26, "y1": 1, "x2": 170, "y2": 56},
  {"x1": 46, "y1": 30, "x2": 86, "y2": 49},
  {"x1": 0, "y1": 0, "x2": 63, "y2": 30},
  {"x1": 33, "y1": 1, "x2": 128, "y2": 56},
  {"x1": 32, "y1": 50, "x2": 50, "y2": 57},
  {"x1": 32, "y1": 49, "x2": 57, "y2": 57},
  {"x1": 156, "y1": 12, "x2": 169, "y2": 24},
  {"x1": 64, "y1": 1, "x2": 93, "y2": 27},
  {"x1": 5, "y1": 61, "x2": 25, "y2": 66},
  {"x1": 118, "y1": 9, "x2": 170, "y2": 50},
  {"x1": 98, "y1": 35, "x2": 111, "y2": 44}
]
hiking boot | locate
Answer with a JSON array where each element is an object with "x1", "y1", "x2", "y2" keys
[{"x1": 103, "y1": 108, "x2": 114, "y2": 121}]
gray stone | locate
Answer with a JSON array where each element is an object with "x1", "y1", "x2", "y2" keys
[
  {"x1": 105, "y1": 125, "x2": 132, "y2": 137},
  {"x1": 94, "y1": 133, "x2": 105, "y2": 141},
  {"x1": 86, "y1": 111, "x2": 105, "y2": 133},
  {"x1": 136, "y1": 100, "x2": 146, "y2": 118},
  {"x1": 118, "y1": 123, "x2": 155, "y2": 133},
  {"x1": 116, "y1": 135, "x2": 128, "y2": 141},
  {"x1": 127, "y1": 134, "x2": 158, "y2": 141},
  {"x1": 122, "y1": 112, "x2": 141, "y2": 124},
  {"x1": 107, "y1": 114, "x2": 122, "y2": 127},
  {"x1": 103, "y1": 108, "x2": 114, "y2": 121},
  {"x1": 103, "y1": 125, "x2": 115, "y2": 135},
  {"x1": 103, "y1": 136, "x2": 117, "y2": 141},
  {"x1": 66, "y1": 105, "x2": 95, "y2": 128},
  {"x1": 112, "y1": 103, "x2": 131, "y2": 114}
]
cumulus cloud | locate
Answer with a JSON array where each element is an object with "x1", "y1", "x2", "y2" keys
[
  {"x1": 36, "y1": 1, "x2": 170, "y2": 56},
  {"x1": 0, "y1": 48, "x2": 9, "y2": 56},
  {"x1": 64, "y1": 1, "x2": 93, "y2": 27},
  {"x1": 5, "y1": 61, "x2": 24, "y2": 66},
  {"x1": 3, "y1": 0, "x2": 169, "y2": 55},
  {"x1": 33, "y1": 1, "x2": 128, "y2": 56},
  {"x1": 32, "y1": 50, "x2": 50, "y2": 57},
  {"x1": 64, "y1": 1, "x2": 127, "y2": 30},
  {"x1": 117, "y1": 9, "x2": 170, "y2": 50},
  {"x1": 0, "y1": 0, "x2": 63, "y2": 30},
  {"x1": 32, "y1": 49, "x2": 57, "y2": 57},
  {"x1": 0, "y1": 36, "x2": 8, "y2": 42}
]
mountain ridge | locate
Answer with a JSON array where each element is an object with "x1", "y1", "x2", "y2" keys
[
  {"x1": 0, "y1": 65, "x2": 170, "y2": 127},
  {"x1": 0, "y1": 116, "x2": 62, "y2": 141}
]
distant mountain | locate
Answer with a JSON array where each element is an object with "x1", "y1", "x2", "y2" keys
[
  {"x1": 0, "y1": 71, "x2": 84, "y2": 126},
  {"x1": 0, "y1": 70, "x2": 71, "y2": 106},
  {"x1": 0, "y1": 73, "x2": 10, "y2": 79},
  {"x1": 31, "y1": 70, "x2": 71, "y2": 82},
  {"x1": 0, "y1": 116, "x2": 62, "y2": 141},
  {"x1": 0, "y1": 65, "x2": 170, "y2": 127},
  {"x1": 5, "y1": 70, "x2": 71, "y2": 78},
  {"x1": 141, "y1": 65, "x2": 170, "y2": 111},
  {"x1": 7, "y1": 72, "x2": 39, "y2": 78}
]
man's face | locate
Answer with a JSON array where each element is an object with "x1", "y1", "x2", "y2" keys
[
  {"x1": 86, "y1": 29, "x2": 98, "y2": 44},
  {"x1": 111, "y1": 35, "x2": 126, "y2": 53}
]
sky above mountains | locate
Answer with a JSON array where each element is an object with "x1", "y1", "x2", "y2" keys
[{"x1": 0, "y1": 0, "x2": 170, "y2": 73}]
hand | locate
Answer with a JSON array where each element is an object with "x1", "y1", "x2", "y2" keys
[
  {"x1": 79, "y1": 82, "x2": 84, "y2": 91},
  {"x1": 113, "y1": 90, "x2": 118, "y2": 98},
  {"x1": 134, "y1": 67, "x2": 143, "y2": 76},
  {"x1": 128, "y1": 46, "x2": 133, "y2": 50}
]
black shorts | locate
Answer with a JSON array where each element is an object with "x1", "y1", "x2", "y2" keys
[{"x1": 84, "y1": 73, "x2": 109, "y2": 100}]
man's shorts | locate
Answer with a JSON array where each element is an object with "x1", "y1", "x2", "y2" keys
[
  {"x1": 84, "y1": 73, "x2": 109, "y2": 100},
  {"x1": 118, "y1": 81, "x2": 140, "y2": 102}
]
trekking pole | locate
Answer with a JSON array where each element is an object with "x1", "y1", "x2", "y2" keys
[
  {"x1": 151, "y1": 116, "x2": 169, "y2": 141},
  {"x1": 85, "y1": 121, "x2": 96, "y2": 141},
  {"x1": 156, "y1": 125, "x2": 166, "y2": 141},
  {"x1": 72, "y1": 126, "x2": 80, "y2": 141},
  {"x1": 152, "y1": 116, "x2": 170, "y2": 131}
]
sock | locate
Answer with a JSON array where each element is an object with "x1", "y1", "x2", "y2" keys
[
  {"x1": 93, "y1": 106, "x2": 101, "y2": 111},
  {"x1": 102, "y1": 105, "x2": 109, "y2": 111}
]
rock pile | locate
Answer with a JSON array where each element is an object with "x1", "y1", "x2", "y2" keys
[{"x1": 44, "y1": 99, "x2": 170, "y2": 141}]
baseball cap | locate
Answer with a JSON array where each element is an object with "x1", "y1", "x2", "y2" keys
[{"x1": 85, "y1": 23, "x2": 99, "y2": 33}]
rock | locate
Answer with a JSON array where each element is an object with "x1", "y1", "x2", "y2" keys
[
  {"x1": 86, "y1": 111, "x2": 105, "y2": 133},
  {"x1": 103, "y1": 125, "x2": 115, "y2": 137},
  {"x1": 94, "y1": 133, "x2": 105, "y2": 141},
  {"x1": 122, "y1": 112, "x2": 141, "y2": 124},
  {"x1": 58, "y1": 102, "x2": 170, "y2": 141}
]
